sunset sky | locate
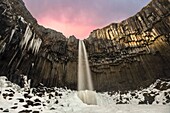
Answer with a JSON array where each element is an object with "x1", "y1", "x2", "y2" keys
[{"x1": 23, "y1": 0, "x2": 151, "y2": 39}]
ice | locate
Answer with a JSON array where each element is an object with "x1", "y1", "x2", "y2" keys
[
  {"x1": 18, "y1": 22, "x2": 42, "y2": 54},
  {"x1": 9, "y1": 26, "x2": 17, "y2": 43},
  {"x1": 0, "y1": 42, "x2": 6, "y2": 53},
  {"x1": 28, "y1": 33, "x2": 35, "y2": 51},
  {"x1": 18, "y1": 16, "x2": 27, "y2": 24},
  {"x1": 32, "y1": 38, "x2": 42, "y2": 54},
  {"x1": 20, "y1": 24, "x2": 32, "y2": 50},
  {"x1": 77, "y1": 90, "x2": 97, "y2": 105},
  {"x1": 28, "y1": 33, "x2": 42, "y2": 54}
]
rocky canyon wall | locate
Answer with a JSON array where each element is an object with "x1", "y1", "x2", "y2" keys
[
  {"x1": 0, "y1": 0, "x2": 170, "y2": 91},
  {"x1": 86, "y1": 0, "x2": 170, "y2": 91},
  {"x1": 0, "y1": 0, "x2": 79, "y2": 89}
]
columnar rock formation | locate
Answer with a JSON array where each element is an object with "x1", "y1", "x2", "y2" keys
[
  {"x1": 0, "y1": 0, "x2": 169, "y2": 91},
  {"x1": 86, "y1": 0, "x2": 170, "y2": 91},
  {"x1": 0, "y1": 0, "x2": 78, "y2": 89}
]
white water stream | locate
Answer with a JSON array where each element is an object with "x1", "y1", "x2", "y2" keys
[{"x1": 77, "y1": 40, "x2": 97, "y2": 105}]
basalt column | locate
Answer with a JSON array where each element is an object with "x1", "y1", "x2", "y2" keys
[{"x1": 86, "y1": 0, "x2": 170, "y2": 91}]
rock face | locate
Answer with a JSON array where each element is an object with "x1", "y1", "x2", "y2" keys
[
  {"x1": 0, "y1": 0, "x2": 170, "y2": 91},
  {"x1": 86, "y1": 0, "x2": 170, "y2": 91},
  {"x1": 0, "y1": 0, "x2": 78, "y2": 89}
]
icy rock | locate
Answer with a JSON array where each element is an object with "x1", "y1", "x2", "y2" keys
[
  {"x1": 50, "y1": 107, "x2": 55, "y2": 110},
  {"x1": 23, "y1": 93, "x2": 32, "y2": 99},
  {"x1": 34, "y1": 98, "x2": 41, "y2": 103},
  {"x1": 18, "y1": 110, "x2": 32, "y2": 113},
  {"x1": 55, "y1": 100, "x2": 59, "y2": 104},
  {"x1": 33, "y1": 102, "x2": 41, "y2": 106},
  {"x1": 23, "y1": 104, "x2": 29, "y2": 108},
  {"x1": 8, "y1": 93, "x2": 14, "y2": 97},
  {"x1": 32, "y1": 111, "x2": 40, "y2": 113},
  {"x1": 10, "y1": 106, "x2": 18, "y2": 109},
  {"x1": 26, "y1": 100, "x2": 34, "y2": 106},
  {"x1": 3, "y1": 109, "x2": 9, "y2": 112},
  {"x1": 17, "y1": 98, "x2": 24, "y2": 102}
]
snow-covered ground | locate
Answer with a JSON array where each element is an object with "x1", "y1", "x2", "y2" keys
[{"x1": 0, "y1": 76, "x2": 169, "y2": 113}]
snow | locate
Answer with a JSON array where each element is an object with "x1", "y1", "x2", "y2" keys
[{"x1": 0, "y1": 76, "x2": 169, "y2": 113}]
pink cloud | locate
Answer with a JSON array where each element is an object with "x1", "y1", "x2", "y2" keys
[{"x1": 38, "y1": 16, "x2": 97, "y2": 39}]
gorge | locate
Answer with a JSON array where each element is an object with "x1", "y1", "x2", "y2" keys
[{"x1": 0, "y1": 0, "x2": 170, "y2": 92}]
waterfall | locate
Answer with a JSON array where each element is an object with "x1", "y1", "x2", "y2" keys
[
  {"x1": 78, "y1": 40, "x2": 93, "y2": 91},
  {"x1": 77, "y1": 40, "x2": 97, "y2": 105}
]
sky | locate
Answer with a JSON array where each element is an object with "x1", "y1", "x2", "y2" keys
[{"x1": 23, "y1": 0, "x2": 151, "y2": 39}]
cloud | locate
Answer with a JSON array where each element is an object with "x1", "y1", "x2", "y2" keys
[{"x1": 23, "y1": 0, "x2": 151, "y2": 39}]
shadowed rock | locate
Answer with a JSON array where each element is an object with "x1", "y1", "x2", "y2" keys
[
  {"x1": 18, "y1": 110, "x2": 32, "y2": 113},
  {"x1": 3, "y1": 109, "x2": 9, "y2": 112}
]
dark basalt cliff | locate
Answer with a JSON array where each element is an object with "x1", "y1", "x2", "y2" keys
[
  {"x1": 0, "y1": 0, "x2": 79, "y2": 89},
  {"x1": 86, "y1": 0, "x2": 170, "y2": 91},
  {"x1": 0, "y1": 0, "x2": 170, "y2": 91}
]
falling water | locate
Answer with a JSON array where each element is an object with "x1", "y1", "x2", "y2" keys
[
  {"x1": 77, "y1": 40, "x2": 97, "y2": 105},
  {"x1": 78, "y1": 40, "x2": 93, "y2": 91}
]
